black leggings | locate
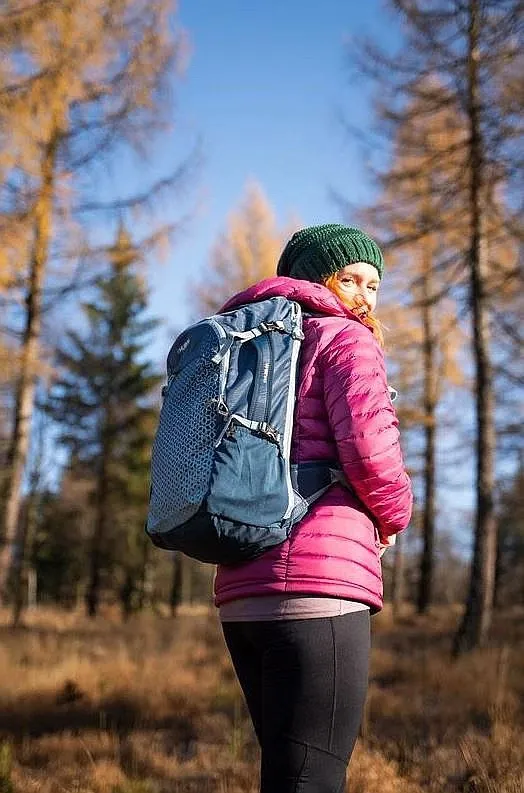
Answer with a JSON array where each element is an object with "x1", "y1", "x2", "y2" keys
[{"x1": 222, "y1": 610, "x2": 370, "y2": 793}]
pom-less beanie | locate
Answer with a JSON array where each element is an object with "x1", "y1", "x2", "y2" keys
[{"x1": 277, "y1": 223, "x2": 384, "y2": 282}]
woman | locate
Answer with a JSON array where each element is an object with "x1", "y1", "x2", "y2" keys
[{"x1": 214, "y1": 224, "x2": 413, "y2": 793}]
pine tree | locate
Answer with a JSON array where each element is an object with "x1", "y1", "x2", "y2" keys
[
  {"x1": 46, "y1": 225, "x2": 161, "y2": 616},
  {"x1": 31, "y1": 465, "x2": 94, "y2": 609}
]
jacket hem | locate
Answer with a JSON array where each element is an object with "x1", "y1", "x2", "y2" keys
[{"x1": 214, "y1": 581, "x2": 383, "y2": 614}]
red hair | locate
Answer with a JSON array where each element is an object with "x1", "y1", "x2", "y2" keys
[{"x1": 324, "y1": 273, "x2": 385, "y2": 348}]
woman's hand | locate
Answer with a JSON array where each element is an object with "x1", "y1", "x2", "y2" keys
[{"x1": 379, "y1": 534, "x2": 396, "y2": 557}]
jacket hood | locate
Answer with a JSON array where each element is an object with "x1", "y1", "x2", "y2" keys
[{"x1": 221, "y1": 276, "x2": 365, "y2": 325}]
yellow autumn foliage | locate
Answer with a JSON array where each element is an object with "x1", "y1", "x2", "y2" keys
[{"x1": 194, "y1": 182, "x2": 299, "y2": 317}]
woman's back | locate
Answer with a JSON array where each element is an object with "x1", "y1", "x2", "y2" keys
[{"x1": 214, "y1": 275, "x2": 412, "y2": 612}]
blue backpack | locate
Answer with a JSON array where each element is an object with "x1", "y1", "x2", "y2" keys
[{"x1": 145, "y1": 297, "x2": 336, "y2": 564}]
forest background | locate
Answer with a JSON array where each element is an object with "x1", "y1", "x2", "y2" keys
[{"x1": 0, "y1": 1, "x2": 522, "y2": 791}]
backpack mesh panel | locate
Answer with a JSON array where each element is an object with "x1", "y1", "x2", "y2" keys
[{"x1": 148, "y1": 335, "x2": 221, "y2": 529}]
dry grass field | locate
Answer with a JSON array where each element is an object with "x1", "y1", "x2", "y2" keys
[{"x1": 0, "y1": 604, "x2": 522, "y2": 793}]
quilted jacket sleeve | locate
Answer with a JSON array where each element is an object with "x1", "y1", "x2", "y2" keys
[{"x1": 319, "y1": 322, "x2": 413, "y2": 539}]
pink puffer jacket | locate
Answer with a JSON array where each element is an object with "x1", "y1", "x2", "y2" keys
[{"x1": 214, "y1": 277, "x2": 413, "y2": 612}]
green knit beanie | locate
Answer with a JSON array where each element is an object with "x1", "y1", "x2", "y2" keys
[{"x1": 277, "y1": 223, "x2": 384, "y2": 282}]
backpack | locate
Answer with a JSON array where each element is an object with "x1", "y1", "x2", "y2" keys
[{"x1": 145, "y1": 296, "x2": 336, "y2": 565}]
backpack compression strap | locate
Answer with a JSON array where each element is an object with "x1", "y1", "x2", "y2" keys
[{"x1": 291, "y1": 463, "x2": 353, "y2": 506}]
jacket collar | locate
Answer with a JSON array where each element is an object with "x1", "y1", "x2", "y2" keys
[{"x1": 221, "y1": 276, "x2": 365, "y2": 325}]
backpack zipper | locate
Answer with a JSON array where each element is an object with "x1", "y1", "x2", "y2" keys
[
  {"x1": 247, "y1": 333, "x2": 272, "y2": 424},
  {"x1": 283, "y1": 303, "x2": 303, "y2": 519},
  {"x1": 264, "y1": 332, "x2": 274, "y2": 425}
]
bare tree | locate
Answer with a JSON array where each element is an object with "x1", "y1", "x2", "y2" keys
[
  {"x1": 346, "y1": 0, "x2": 522, "y2": 651},
  {"x1": 366, "y1": 91, "x2": 468, "y2": 614}
]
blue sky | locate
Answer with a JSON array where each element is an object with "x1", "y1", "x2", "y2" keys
[
  {"x1": 148, "y1": 0, "x2": 402, "y2": 359},
  {"x1": 45, "y1": 1, "x2": 409, "y2": 491},
  {"x1": 138, "y1": 2, "x2": 478, "y2": 544},
  {"x1": 46, "y1": 0, "x2": 480, "y2": 543}
]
